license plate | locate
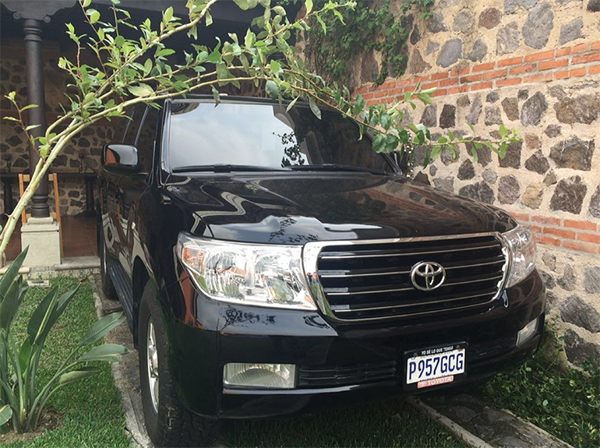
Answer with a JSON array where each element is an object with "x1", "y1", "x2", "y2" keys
[{"x1": 404, "y1": 343, "x2": 467, "y2": 390}]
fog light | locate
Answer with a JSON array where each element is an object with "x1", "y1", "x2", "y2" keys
[
  {"x1": 223, "y1": 363, "x2": 296, "y2": 389},
  {"x1": 516, "y1": 318, "x2": 539, "y2": 347}
]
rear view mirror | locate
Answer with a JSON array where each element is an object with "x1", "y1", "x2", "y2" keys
[{"x1": 102, "y1": 144, "x2": 140, "y2": 173}]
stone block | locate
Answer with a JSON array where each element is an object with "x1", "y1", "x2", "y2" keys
[{"x1": 20, "y1": 217, "x2": 61, "y2": 267}]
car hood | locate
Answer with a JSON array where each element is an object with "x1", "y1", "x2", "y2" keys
[{"x1": 164, "y1": 173, "x2": 516, "y2": 244}]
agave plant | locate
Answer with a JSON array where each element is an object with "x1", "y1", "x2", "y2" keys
[{"x1": 0, "y1": 248, "x2": 127, "y2": 433}]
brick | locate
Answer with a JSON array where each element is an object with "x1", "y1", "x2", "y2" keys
[
  {"x1": 380, "y1": 81, "x2": 396, "y2": 90},
  {"x1": 570, "y1": 67, "x2": 586, "y2": 77},
  {"x1": 460, "y1": 74, "x2": 483, "y2": 83},
  {"x1": 511, "y1": 212, "x2": 530, "y2": 222},
  {"x1": 496, "y1": 78, "x2": 522, "y2": 87},
  {"x1": 555, "y1": 70, "x2": 570, "y2": 79},
  {"x1": 362, "y1": 93, "x2": 374, "y2": 100},
  {"x1": 432, "y1": 89, "x2": 447, "y2": 97},
  {"x1": 572, "y1": 43, "x2": 590, "y2": 54},
  {"x1": 483, "y1": 68, "x2": 508, "y2": 79},
  {"x1": 421, "y1": 82, "x2": 438, "y2": 90},
  {"x1": 543, "y1": 227, "x2": 576, "y2": 240},
  {"x1": 556, "y1": 47, "x2": 572, "y2": 57},
  {"x1": 473, "y1": 62, "x2": 496, "y2": 73},
  {"x1": 510, "y1": 64, "x2": 536, "y2": 75},
  {"x1": 431, "y1": 72, "x2": 449, "y2": 80},
  {"x1": 450, "y1": 67, "x2": 470, "y2": 77},
  {"x1": 538, "y1": 236, "x2": 561, "y2": 247},
  {"x1": 563, "y1": 240, "x2": 597, "y2": 254},
  {"x1": 539, "y1": 59, "x2": 569, "y2": 71},
  {"x1": 470, "y1": 81, "x2": 494, "y2": 91},
  {"x1": 415, "y1": 75, "x2": 431, "y2": 83},
  {"x1": 397, "y1": 79, "x2": 412, "y2": 87},
  {"x1": 589, "y1": 65, "x2": 600, "y2": 75},
  {"x1": 592, "y1": 41, "x2": 600, "y2": 51},
  {"x1": 525, "y1": 50, "x2": 555, "y2": 62},
  {"x1": 523, "y1": 73, "x2": 553, "y2": 83},
  {"x1": 563, "y1": 219, "x2": 597, "y2": 231},
  {"x1": 498, "y1": 56, "x2": 523, "y2": 67},
  {"x1": 440, "y1": 78, "x2": 458, "y2": 87},
  {"x1": 577, "y1": 233, "x2": 600, "y2": 244},
  {"x1": 572, "y1": 53, "x2": 600, "y2": 65},
  {"x1": 373, "y1": 90, "x2": 388, "y2": 99},
  {"x1": 532, "y1": 215, "x2": 561, "y2": 225},
  {"x1": 447, "y1": 85, "x2": 469, "y2": 95},
  {"x1": 531, "y1": 225, "x2": 542, "y2": 233}
]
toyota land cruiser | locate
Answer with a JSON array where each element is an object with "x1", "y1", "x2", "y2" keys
[{"x1": 98, "y1": 96, "x2": 545, "y2": 446}]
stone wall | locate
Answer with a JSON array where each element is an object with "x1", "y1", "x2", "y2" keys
[
  {"x1": 354, "y1": 0, "x2": 600, "y2": 367},
  {"x1": 0, "y1": 38, "x2": 114, "y2": 216}
]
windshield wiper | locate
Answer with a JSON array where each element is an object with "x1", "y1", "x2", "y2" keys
[
  {"x1": 172, "y1": 164, "x2": 289, "y2": 173},
  {"x1": 288, "y1": 164, "x2": 386, "y2": 175}
]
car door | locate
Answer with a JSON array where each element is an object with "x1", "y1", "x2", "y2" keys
[{"x1": 117, "y1": 105, "x2": 159, "y2": 277}]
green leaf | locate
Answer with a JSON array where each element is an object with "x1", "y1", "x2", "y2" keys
[
  {"x1": 372, "y1": 133, "x2": 385, "y2": 153},
  {"x1": 0, "y1": 276, "x2": 26, "y2": 330},
  {"x1": 20, "y1": 104, "x2": 39, "y2": 112},
  {"x1": 265, "y1": 80, "x2": 279, "y2": 99},
  {"x1": 163, "y1": 6, "x2": 174, "y2": 23},
  {"x1": 270, "y1": 60, "x2": 282, "y2": 75},
  {"x1": 308, "y1": 97, "x2": 321, "y2": 120},
  {"x1": 0, "y1": 247, "x2": 28, "y2": 304},
  {"x1": 156, "y1": 48, "x2": 176, "y2": 57},
  {"x1": 212, "y1": 86, "x2": 220, "y2": 106},
  {"x1": 78, "y1": 344, "x2": 128, "y2": 363},
  {"x1": 82, "y1": 0, "x2": 92, "y2": 7},
  {"x1": 0, "y1": 405, "x2": 12, "y2": 427},
  {"x1": 79, "y1": 312, "x2": 126, "y2": 346},
  {"x1": 244, "y1": 29, "x2": 256, "y2": 48},
  {"x1": 19, "y1": 339, "x2": 32, "y2": 374},
  {"x1": 59, "y1": 366, "x2": 101, "y2": 386},
  {"x1": 27, "y1": 286, "x2": 58, "y2": 343},
  {"x1": 87, "y1": 9, "x2": 100, "y2": 24},
  {"x1": 232, "y1": 0, "x2": 258, "y2": 11},
  {"x1": 127, "y1": 84, "x2": 154, "y2": 98},
  {"x1": 286, "y1": 96, "x2": 299, "y2": 112},
  {"x1": 306, "y1": 0, "x2": 314, "y2": 14}
]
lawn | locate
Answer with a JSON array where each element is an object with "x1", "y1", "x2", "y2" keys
[
  {"x1": 225, "y1": 397, "x2": 468, "y2": 447},
  {"x1": 1, "y1": 278, "x2": 130, "y2": 448},
  {"x1": 2, "y1": 277, "x2": 470, "y2": 448},
  {"x1": 481, "y1": 324, "x2": 600, "y2": 448}
]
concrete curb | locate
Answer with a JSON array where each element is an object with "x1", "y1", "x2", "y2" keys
[
  {"x1": 410, "y1": 394, "x2": 575, "y2": 448},
  {"x1": 92, "y1": 279, "x2": 153, "y2": 448},
  {"x1": 407, "y1": 397, "x2": 494, "y2": 448}
]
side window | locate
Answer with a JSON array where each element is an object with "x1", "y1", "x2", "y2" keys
[
  {"x1": 136, "y1": 106, "x2": 160, "y2": 173},
  {"x1": 123, "y1": 104, "x2": 145, "y2": 145}
]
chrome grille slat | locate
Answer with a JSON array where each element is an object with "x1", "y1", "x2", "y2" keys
[
  {"x1": 308, "y1": 234, "x2": 508, "y2": 322},
  {"x1": 331, "y1": 289, "x2": 498, "y2": 313},
  {"x1": 319, "y1": 243, "x2": 500, "y2": 260}
]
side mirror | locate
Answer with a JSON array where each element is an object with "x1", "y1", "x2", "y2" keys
[{"x1": 102, "y1": 144, "x2": 140, "y2": 173}]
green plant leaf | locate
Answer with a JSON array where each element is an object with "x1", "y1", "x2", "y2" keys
[
  {"x1": 27, "y1": 286, "x2": 59, "y2": 343},
  {"x1": 306, "y1": 0, "x2": 314, "y2": 14},
  {"x1": 265, "y1": 80, "x2": 279, "y2": 99},
  {"x1": 58, "y1": 366, "x2": 101, "y2": 386},
  {"x1": 232, "y1": 0, "x2": 258, "y2": 11},
  {"x1": 19, "y1": 339, "x2": 32, "y2": 375},
  {"x1": 0, "y1": 276, "x2": 27, "y2": 330},
  {"x1": 127, "y1": 84, "x2": 154, "y2": 98},
  {"x1": 286, "y1": 96, "x2": 299, "y2": 112},
  {"x1": 0, "y1": 248, "x2": 28, "y2": 303},
  {"x1": 78, "y1": 344, "x2": 128, "y2": 363},
  {"x1": 79, "y1": 312, "x2": 126, "y2": 346},
  {"x1": 163, "y1": 6, "x2": 174, "y2": 23},
  {"x1": 0, "y1": 404, "x2": 12, "y2": 426},
  {"x1": 82, "y1": 0, "x2": 92, "y2": 7},
  {"x1": 308, "y1": 97, "x2": 321, "y2": 120}
]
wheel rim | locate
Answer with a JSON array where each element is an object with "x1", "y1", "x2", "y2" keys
[{"x1": 146, "y1": 317, "x2": 159, "y2": 414}]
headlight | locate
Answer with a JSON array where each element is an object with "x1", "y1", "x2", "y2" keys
[
  {"x1": 176, "y1": 232, "x2": 316, "y2": 310},
  {"x1": 502, "y1": 225, "x2": 536, "y2": 288}
]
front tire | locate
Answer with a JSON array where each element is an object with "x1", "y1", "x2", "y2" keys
[{"x1": 138, "y1": 282, "x2": 219, "y2": 447}]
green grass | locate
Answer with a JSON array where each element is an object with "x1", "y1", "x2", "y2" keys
[
  {"x1": 3, "y1": 278, "x2": 130, "y2": 448},
  {"x1": 481, "y1": 325, "x2": 600, "y2": 448},
  {"x1": 1, "y1": 276, "x2": 471, "y2": 447},
  {"x1": 225, "y1": 398, "x2": 469, "y2": 447}
]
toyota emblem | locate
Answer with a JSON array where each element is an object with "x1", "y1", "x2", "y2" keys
[{"x1": 410, "y1": 261, "x2": 446, "y2": 291}]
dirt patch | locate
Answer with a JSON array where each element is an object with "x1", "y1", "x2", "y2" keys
[{"x1": 0, "y1": 408, "x2": 64, "y2": 444}]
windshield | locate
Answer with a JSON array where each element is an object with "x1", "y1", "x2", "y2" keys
[{"x1": 166, "y1": 100, "x2": 394, "y2": 173}]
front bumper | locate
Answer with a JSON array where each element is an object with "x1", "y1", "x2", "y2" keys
[{"x1": 164, "y1": 269, "x2": 545, "y2": 419}]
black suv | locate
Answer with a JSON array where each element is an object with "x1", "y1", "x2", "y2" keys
[{"x1": 98, "y1": 96, "x2": 545, "y2": 446}]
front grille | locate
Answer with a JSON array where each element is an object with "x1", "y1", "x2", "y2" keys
[
  {"x1": 314, "y1": 235, "x2": 507, "y2": 322},
  {"x1": 298, "y1": 361, "x2": 398, "y2": 388}
]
